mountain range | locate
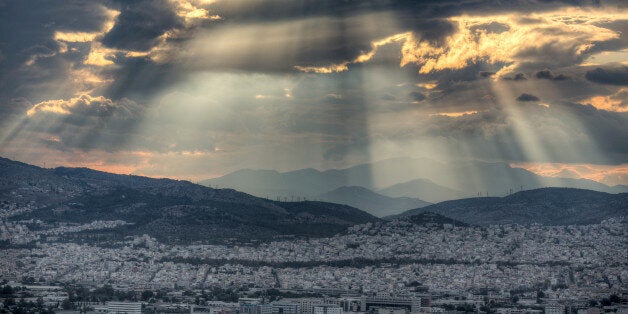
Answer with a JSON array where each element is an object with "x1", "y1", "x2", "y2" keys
[
  {"x1": 2, "y1": 157, "x2": 626, "y2": 245},
  {"x1": 0, "y1": 157, "x2": 379, "y2": 244},
  {"x1": 201, "y1": 157, "x2": 627, "y2": 210},
  {"x1": 392, "y1": 188, "x2": 628, "y2": 226}
]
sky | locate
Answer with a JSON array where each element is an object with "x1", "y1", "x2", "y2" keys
[{"x1": 0, "y1": 0, "x2": 626, "y2": 185}]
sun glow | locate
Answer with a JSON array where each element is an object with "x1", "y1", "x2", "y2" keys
[
  {"x1": 512, "y1": 162, "x2": 628, "y2": 186},
  {"x1": 430, "y1": 111, "x2": 479, "y2": 117}
]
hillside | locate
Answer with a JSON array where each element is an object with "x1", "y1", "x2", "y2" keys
[
  {"x1": 317, "y1": 186, "x2": 430, "y2": 217},
  {"x1": 0, "y1": 157, "x2": 380, "y2": 244},
  {"x1": 403, "y1": 212, "x2": 468, "y2": 227},
  {"x1": 394, "y1": 188, "x2": 628, "y2": 226},
  {"x1": 377, "y1": 178, "x2": 466, "y2": 203}
]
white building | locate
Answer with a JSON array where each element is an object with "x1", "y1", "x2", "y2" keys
[
  {"x1": 106, "y1": 301, "x2": 142, "y2": 314},
  {"x1": 314, "y1": 305, "x2": 343, "y2": 314},
  {"x1": 545, "y1": 304, "x2": 564, "y2": 314}
]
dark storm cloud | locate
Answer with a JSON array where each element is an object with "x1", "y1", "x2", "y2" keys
[
  {"x1": 479, "y1": 71, "x2": 496, "y2": 78},
  {"x1": 469, "y1": 21, "x2": 510, "y2": 34},
  {"x1": 206, "y1": 0, "x2": 606, "y2": 23},
  {"x1": 503, "y1": 73, "x2": 528, "y2": 81},
  {"x1": 409, "y1": 92, "x2": 426, "y2": 101},
  {"x1": 585, "y1": 66, "x2": 628, "y2": 86},
  {"x1": 535, "y1": 70, "x2": 569, "y2": 80},
  {"x1": 184, "y1": 0, "x2": 613, "y2": 73},
  {"x1": 516, "y1": 93, "x2": 540, "y2": 101},
  {"x1": 536, "y1": 70, "x2": 553, "y2": 79},
  {"x1": 397, "y1": 17, "x2": 457, "y2": 44},
  {"x1": 0, "y1": 1, "x2": 111, "y2": 102},
  {"x1": 102, "y1": 0, "x2": 183, "y2": 52},
  {"x1": 412, "y1": 62, "x2": 508, "y2": 92}
]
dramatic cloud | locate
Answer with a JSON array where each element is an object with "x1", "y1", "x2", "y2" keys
[
  {"x1": 581, "y1": 88, "x2": 628, "y2": 112},
  {"x1": 535, "y1": 70, "x2": 569, "y2": 80},
  {"x1": 516, "y1": 93, "x2": 540, "y2": 102},
  {"x1": 0, "y1": 0, "x2": 626, "y2": 181},
  {"x1": 409, "y1": 92, "x2": 426, "y2": 102},
  {"x1": 503, "y1": 73, "x2": 527, "y2": 81},
  {"x1": 294, "y1": 8, "x2": 625, "y2": 75},
  {"x1": 585, "y1": 66, "x2": 628, "y2": 86}
]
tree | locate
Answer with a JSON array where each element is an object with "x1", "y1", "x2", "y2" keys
[
  {"x1": 1, "y1": 285, "x2": 14, "y2": 296},
  {"x1": 141, "y1": 290, "x2": 154, "y2": 301},
  {"x1": 61, "y1": 299, "x2": 74, "y2": 310},
  {"x1": 36, "y1": 297, "x2": 44, "y2": 309},
  {"x1": 3, "y1": 298, "x2": 16, "y2": 307}
]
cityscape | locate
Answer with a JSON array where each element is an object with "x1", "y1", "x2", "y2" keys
[{"x1": 1, "y1": 195, "x2": 626, "y2": 313}]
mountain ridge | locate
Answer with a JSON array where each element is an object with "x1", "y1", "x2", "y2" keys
[
  {"x1": 0, "y1": 157, "x2": 380, "y2": 244},
  {"x1": 200, "y1": 157, "x2": 627, "y2": 203},
  {"x1": 392, "y1": 187, "x2": 628, "y2": 226},
  {"x1": 317, "y1": 186, "x2": 430, "y2": 217}
]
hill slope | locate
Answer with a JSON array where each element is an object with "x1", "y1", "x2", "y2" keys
[
  {"x1": 403, "y1": 212, "x2": 469, "y2": 227},
  {"x1": 317, "y1": 186, "x2": 430, "y2": 217},
  {"x1": 0, "y1": 157, "x2": 379, "y2": 244},
  {"x1": 394, "y1": 188, "x2": 628, "y2": 226},
  {"x1": 377, "y1": 178, "x2": 466, "y2": 203}
]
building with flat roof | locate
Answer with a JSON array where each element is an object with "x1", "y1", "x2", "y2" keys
[
  {"x1": 545, "y1": 304, "x2": 565, "y2": 314},
  {"x1": 106, "y1": 301, "x2": 142, "y2": 314},
  {"x1": 314, "y1": 304, "x2": 343, "y2": 314},
  {"x1": 362, "y1": 295, "x2": 421, "y2": 313},
  {"x1": 272, "y1": 301, "x2": 301, "y2": 314}
]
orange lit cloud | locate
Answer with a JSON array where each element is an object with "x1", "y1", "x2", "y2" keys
[
  {"x1": 417, "y1": 82, "x2": 438, "y2": 90},
  {"x1": 430, "y1": 111, "x2": 479, "y2": 117},
  {"x1": 54, "y1": 6, "x2": 119, "y2": 65},
  {"x1": 581, "y1": 88, "x2": 627, "y2": 112},
  {"x1": 294, "y1": 63, "x2": 349, "y2": 74},
  {"x1": 296, "y1": 8, "x2": 625, "y2": 75},
  {"x1": 26, "y1": 94, "x2": 115, "y2": 117},
  {"x1": 170, "y1": 0, "x2": 222, "y2": 25},
  {"x1": 512, "y1": 162, "x2": 628, "y2": 186}
]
